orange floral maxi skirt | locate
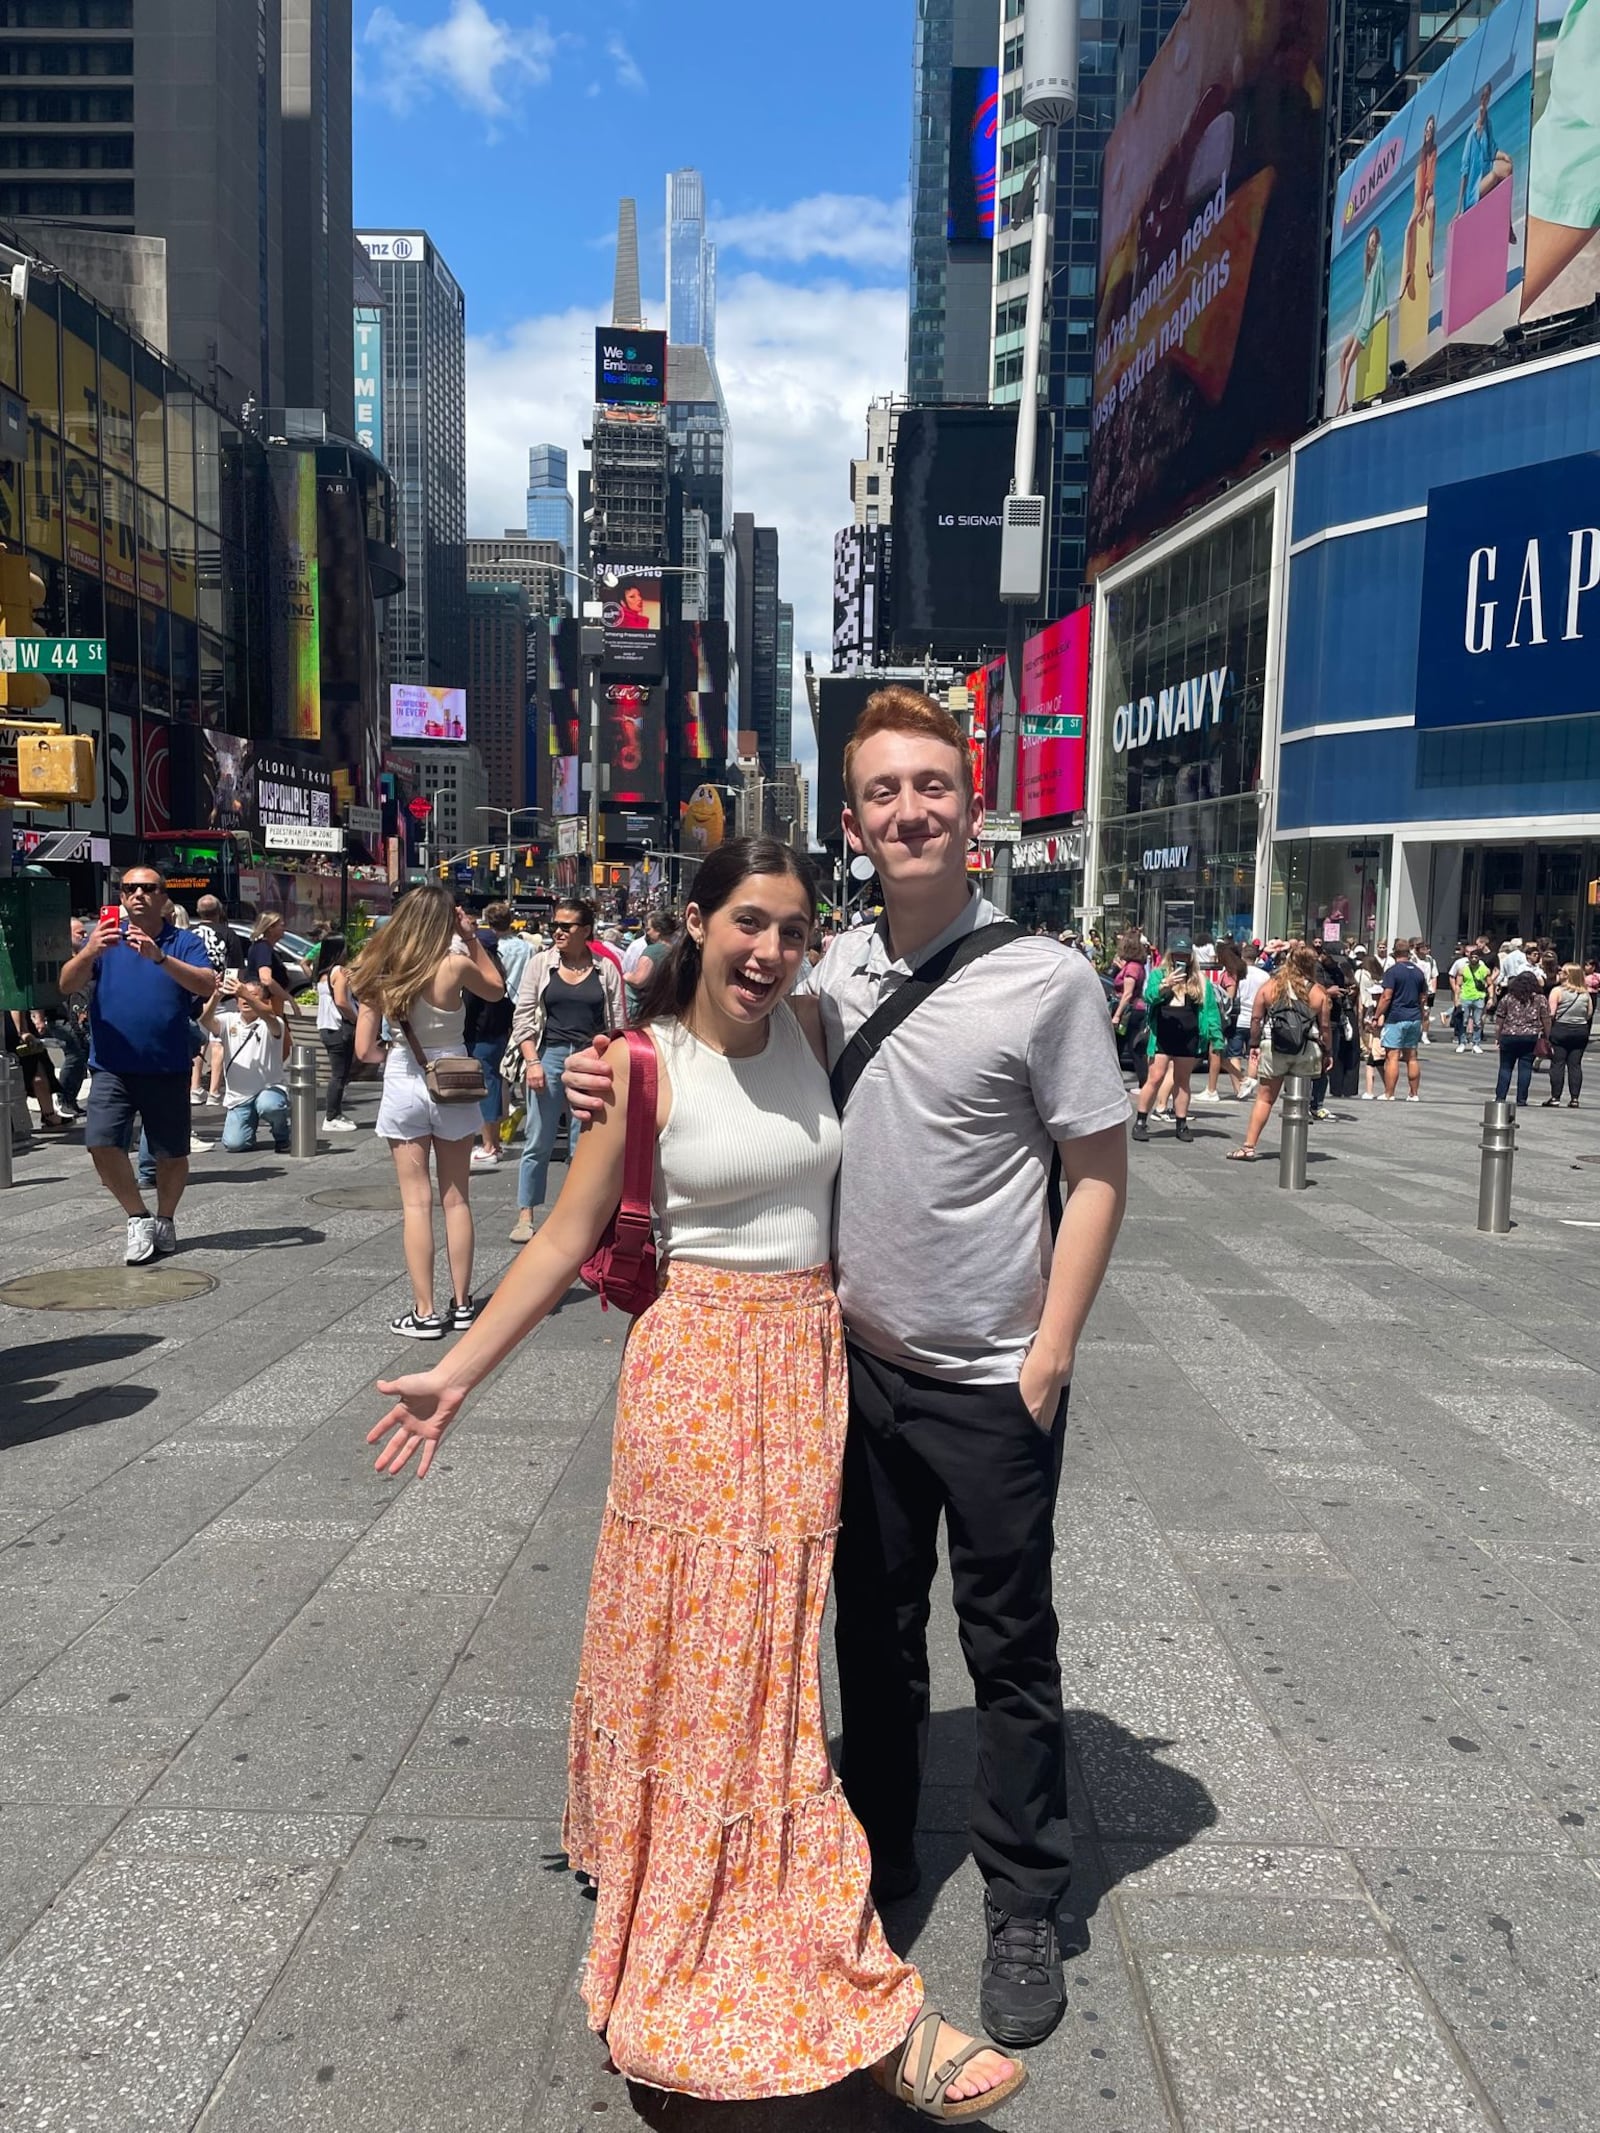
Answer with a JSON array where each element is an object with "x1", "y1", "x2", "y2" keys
[{"x1": 563, "y1": 1261, "x2": 924, "y2": 2100}]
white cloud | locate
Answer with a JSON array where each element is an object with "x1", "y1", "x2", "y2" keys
[
  {"x1": 466, "y1": 271, "x2": 907, "y2": 833},
  {"x1": 715, "y1": 193, "x2": 910, "y2": 273},
  {"x1": 361, "y1": 0, "x2": 555, "y2": 119},
  {"x1": 606, "y1": 32, "x2": 646, "y2": 93}
]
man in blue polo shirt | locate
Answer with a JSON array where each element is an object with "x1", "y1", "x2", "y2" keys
[{"x1": 58, "y1": 863, "x2": 216, "y2": 1263}]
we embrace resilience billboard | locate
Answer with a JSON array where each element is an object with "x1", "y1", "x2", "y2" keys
[
  {"x1": 1088, "y1": 0, "x2": 1328, "y2": 581},
  {"x1": 1327, "y1": 0, "x2": 1600, "y2": 416}
]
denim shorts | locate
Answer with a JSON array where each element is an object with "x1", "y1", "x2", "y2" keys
[
  {"x1": 1226, "y1": 1025, "x2": 1250, "y2": 1060},
  {"x1": 84, "y1": 1069, "x2": 192, "y2": 1160},
  {"x1": 1381, "y1": 1019, "x2": 1423, "y2": 1051}
]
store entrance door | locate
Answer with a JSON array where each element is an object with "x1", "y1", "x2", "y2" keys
[{"x1": 1160, "y1": 898, "x2": 1195, "y2": 950}]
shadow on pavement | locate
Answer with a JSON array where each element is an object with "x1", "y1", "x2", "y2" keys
[
  {"x1": 183, "y1": 1166, "x2": 291, "y2": 1186},
  {"x1": 8, "y1": 1330, "x2": 163, "y2": 1409},
  {"x1": 179, "y1": 1225, "x2": 326, "y2": 1252},
  {"x1": 2, "y1": 1380, "x2": 159, "y2": 1450}
]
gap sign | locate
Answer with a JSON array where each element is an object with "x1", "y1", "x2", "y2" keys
[
  {"x1": 1416, "y1": 451, "x2": 1600, "y2": 730},
  {"x1": 0, "y1": 637, "x2": 106, "y2": 675}
]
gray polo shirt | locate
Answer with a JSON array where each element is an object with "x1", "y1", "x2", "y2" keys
[{"x1": 811, "y1": 894, "x2": 1130, "y2": 1386}]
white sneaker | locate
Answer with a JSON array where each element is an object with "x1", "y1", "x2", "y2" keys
[
  {"x1": 1238, "y1": 1078, "x2": 1258, "y2": 1099},
  {"x1": 322, "y1": 1114, "x2": 357, "y2": 1133},
  {"x1": 1455, "y1": 1044, "x2": 1466, "y2": 1054},
  {"x1": 1473, "y1": 1044, "x2": 1483, "y2": 1054},
  {"x1": 470, "y1": 1146, "x2": 500, "y2": 1168},
  {"x1": 125, "y1": 1214, "x2": 158, "y2": 1265},
  {"x1": 1191, "y1": 1090, "x2": 1223, "y2": 1104},
  {"x1": 1360, "y1": 1090, "x2": 1375, "y2": 1100},
  {"x1": 1421, "y1": 1034, "x2": 1432, "y2": 1045},
  {"x1": 1407, "y1": 1094, "x2": 1422, "y2": 1102}
]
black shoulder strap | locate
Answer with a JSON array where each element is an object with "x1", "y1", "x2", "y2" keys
[{"x1": 829, "y1": 921, "x2": 1023, "y2": 1116}]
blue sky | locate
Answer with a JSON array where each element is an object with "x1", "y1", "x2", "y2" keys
[{"x1": 353, "y1": 1, "x2": 917, "y2": 793}]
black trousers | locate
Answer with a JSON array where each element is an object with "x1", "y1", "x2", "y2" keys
[
  {"x1": 321, "y1": 1027, "x2": 355, "y2": 1116},
  {"x1": 833, "y1": 1342, "x2": 1072, "y2": 1920},
  {"x1": 1549, "y1": 1027, "x2": 1588, "y2": 1101}
]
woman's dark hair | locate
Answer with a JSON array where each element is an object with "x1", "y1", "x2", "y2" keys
[
  {"x1": 314, "y1": 934, "x2": 347, "y2": 978},
  {"x1": 633, "y1": 836, "x2": 817, "y2": 1029},
  {"x1": 553, "y1": 896, "x2": 595, "y2": 929},
  {"x1": 1215, "y1": 938, "x2": 1246, "y2": 982}
]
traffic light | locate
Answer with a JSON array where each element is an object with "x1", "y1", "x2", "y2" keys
[
  {"x1": 0, "y1": 550, "x2": 50, "y2": 713},
  {"x1": 468, "y1": 849, "x2": 478, "y2": 867},
  {"x1": 437, "y1": 862, "x2": 448, "y2": 880}
]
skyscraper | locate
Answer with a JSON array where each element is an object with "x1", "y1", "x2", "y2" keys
[
  {"x1": 358, "y1": 230, "x2": 467, "y2": 691},
  {"x1": 525, "y1": 445, "x2": 575, "y2": 556},
  {"x1": 908, "y1": 0, "x2": 999, "y2": 403},
  {"x1": 0, "y1": 0, "x2": 354, "y2": 426},
  {"x1": 666, "y1": 167, "x2": 717, "y2": 357},
  {"x1": 731, "y1": 515, "x2": 781, "y2": 772},
  {"x1": 775, "y1": 601, "x2": 794, "y2": 767},
  {"x1": 466, "y1": 580, "x2": 528, "y2": 819}
]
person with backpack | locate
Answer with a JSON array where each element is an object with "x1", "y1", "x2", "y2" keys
[
  {"x1": 1227, "y1": 942, "x2": 1332, "y2": 1160},
  {"x1": 1546, "y1": 963, "x2": 1595, "y2": 1107},
  {"x1": 1130, "y1": 945, "x2": 1221, "y2": 1144},
  {"x1": 1494, "y1": 966, "x2": 1551, "y2": 1111},
  {"x1": 465, "y1": 921, "x2": 515, "y2": 1169}
]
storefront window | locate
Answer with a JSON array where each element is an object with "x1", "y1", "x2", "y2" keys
[
  {"x1": 1095, "y1": 495, "x2": 1276, "y2": 944},
  {"x1": 166, "y1": 391, "x2": 194, "y2": 518},
  {"x1": 98, "y1": 320, "x2": 133, "y2": 478},
  {"x1": 1270, "y1": 837, "x2": 1391, "y2": 948},
  {"x1": 134, "y1": 346, "x2": 164, "y2": 500}
]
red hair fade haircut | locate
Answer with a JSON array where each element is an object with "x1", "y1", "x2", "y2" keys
[{"x1": 843, "y1": 685, "x2": 975, "y2": 807}]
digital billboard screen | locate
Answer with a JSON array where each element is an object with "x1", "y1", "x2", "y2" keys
[
  {"x1": 601, "y1": 681, "x2": 664, "y2": 808},
  {"x1": 888, "y1": 406, "x2": 1018, "y2": 663},
  {"x1": 595, "y1": 327, "x2": 667, "y2": 408},
  {"x1": 1019, "y1": 609, "x2": 1090, "y2": 821},
  {"x1": 948, "y1": 66, "x2": 999, "y2": 246},
  {"x1": 1088, "y1": 0, "x2": 1328, "y2": 581},
  {"x1": 596, "y1": 561, "x2": 665, "y2": 677},
  {"x1": 390, "y1": 683, "x2": 467, "y2": 742},
  {"x1": 1327, "y1": 0, "x2": 1600, "y2": 415}
]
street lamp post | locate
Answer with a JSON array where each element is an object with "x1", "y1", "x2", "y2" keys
[{"x1": 992, "y1": 0, "x2": 1078, "y2": 919}]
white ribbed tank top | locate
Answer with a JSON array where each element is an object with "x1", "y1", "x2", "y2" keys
[{"x1": 650, "y1": 1002, "x2": 840, "y2": 1274}]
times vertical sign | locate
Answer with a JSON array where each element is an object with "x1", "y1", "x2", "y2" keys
[{"x1": 354, "y1": 307, "x2": 384, "y2": 457}]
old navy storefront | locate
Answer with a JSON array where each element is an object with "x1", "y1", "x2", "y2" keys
[
  {"x1": 1087, "y1": 471, "x2": 1285, "y2": 945},
  {"x1": 1275, "y1": 348, "x2": 1600, "y2": 959}
]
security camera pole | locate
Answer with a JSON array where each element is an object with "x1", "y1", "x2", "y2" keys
[{"x1": 991, "y1": 0, "x2": 1078, "y2": 916}]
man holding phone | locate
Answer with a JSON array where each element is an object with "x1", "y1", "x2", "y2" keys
[{"x1": 58, "y1": 863, "x2": 217, "y2": 1264}]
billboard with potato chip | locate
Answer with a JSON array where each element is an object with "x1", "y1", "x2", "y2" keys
[{"x1": 1088, "y1": 0, "x2": 1329, "y2": 581}]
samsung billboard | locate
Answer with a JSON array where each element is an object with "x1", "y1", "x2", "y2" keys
[
  {"x1": 1087, "y1": 0, "x2": 1327, "y2": 581},
  {"x1": 888, "y1": 406, "x2": 1019, "y2": 663}
]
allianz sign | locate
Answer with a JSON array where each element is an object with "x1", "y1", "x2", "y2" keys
[{"x1": 1415, "y1": 450, "x2": 1600, "y2": 733}]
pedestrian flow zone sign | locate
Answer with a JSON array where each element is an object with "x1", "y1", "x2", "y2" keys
[{"x1": 0, "y1": 637, "x2": 107, "y2": 675}]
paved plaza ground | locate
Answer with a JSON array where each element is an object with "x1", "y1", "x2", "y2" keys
[{"x1": 2, "y1": 1043, "x2": 1600, "y2": 2132}]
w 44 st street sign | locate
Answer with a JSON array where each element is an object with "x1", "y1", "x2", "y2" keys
[{"x1": 0, "y1": 637, "x2": 107, "y2": 675}]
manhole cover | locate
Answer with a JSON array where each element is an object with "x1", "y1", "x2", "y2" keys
[
  {"x1": 0, "y1": 1265, "x2": 219, "y2": 1312},
  {"x1": 309, "y1": 1182, "x2": 402, "y2": 1210}
]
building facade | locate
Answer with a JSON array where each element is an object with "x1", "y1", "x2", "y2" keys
[
  {"x1": 851, "y1": 399, "x2": 893, "y2": 529},
  {"x1": 1086, "y1": 468, "x2": 1288, "y2": 946},
  {"x1": 0, "y1": 0, "x2": 351, "y2": 426},
  {"x1": 357, "y1": 229, "x2": 466, "y2": 694},
  {"x1": 730, "y1": 514, "x2": 781, "y2": 773},
  {"x1": 666, "y1": 167, "x2": 716, "y2": 358},
  {"x1": 775, "y1": 600, "x2": 794, "y2": 767},
  {"x1": 467, "y1": 531, "x2": 565, "y2": 619},
  {"x1": 466, "y1": 580, "x2": 528, "y2": 822},
  {"x1": 665, "y1": 341, "x2": 731, "y2": 623},
  {"x1": 909, "y1": 0, "x2": 999, "y2": 403},
  {"x1": 1273, "y1": 346, "x2": 1600, "y2": 960}
]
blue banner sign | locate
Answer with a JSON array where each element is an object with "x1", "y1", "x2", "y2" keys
[{"x1": 1414, "y1": 449, "x2": 1600, "y2": 729}]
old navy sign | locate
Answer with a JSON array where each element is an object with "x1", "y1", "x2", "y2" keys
[
  {"x1": 1415, "y1": 451, "x2": 1600, "y2": 731},
  {"x1": 1111, "y1": 667, "x2": 1230, "y2": 754}
]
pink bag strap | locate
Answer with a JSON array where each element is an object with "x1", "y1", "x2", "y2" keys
[{"x1": 614, "y1": 1028, "x2": 658, "y2": 1244}]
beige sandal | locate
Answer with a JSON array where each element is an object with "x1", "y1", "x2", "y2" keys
[{"x1": 872, "y1": 2005, "x2": 1030, "y2": 2122}]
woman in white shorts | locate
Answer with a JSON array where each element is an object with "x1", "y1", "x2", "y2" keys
[{"x1": 351, "y1": 886, "x2": 505, "y2": 1339}]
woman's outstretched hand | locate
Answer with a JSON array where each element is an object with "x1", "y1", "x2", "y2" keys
[{"x1": 369, "y1": 1372, "x2": 467, "y2": 1478}]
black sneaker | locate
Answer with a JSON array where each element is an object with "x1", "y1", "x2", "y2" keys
[
  {"x1": 1174, "y1": 1119, "x2": 1195, "y2": 1143},
  {"x1": 391, "y1": 1309, "x2": 446, "y2": 1341},
  {"x1": 449, "y1": 1296, "x2": 478, "y2": 1330},
  {"x1": 1130, "y1": 1116, "x2": 1150, "y2": 1142},
  {"x1": 980, "y1": 1892, "x2": 1065, "y2": 2047}
]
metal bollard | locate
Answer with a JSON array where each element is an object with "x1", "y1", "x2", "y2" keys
[
  {"x1": 288, "y1": 1041, "x2": 320, "y2": 1157},
  {"x1": 1477, "y1": 1098, "x2": 1516, "y2": 1234},
  {"x1": 0, "y1": 1045, "x2": 14, "y2": 1189},
  {"x1": 1278, "y1": 1073, "x2": 1311, "y2": 1191}
]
